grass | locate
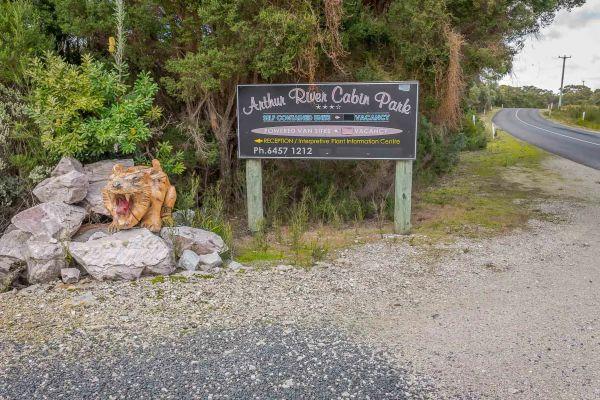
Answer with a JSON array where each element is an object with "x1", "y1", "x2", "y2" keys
[
  {"x1": 234, "y1": 108, "x2": 557, "y2": 266},
  {"x1": 413, "y1": 109, "x2": 549, "y2": 239},
  {"x1": 542, "y1": 106, "x2": 600, "y2": 132}
]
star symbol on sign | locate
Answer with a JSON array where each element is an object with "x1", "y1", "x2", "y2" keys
[
  {"x1": 336, "y1": 105, "x2": 341, "y2": 109},
  {"x1": 315, "y1": 105, "x2": 321, "y2": 109},
  {"x1": 330, "y1": 105, "x2": 335, "y2": 109}
]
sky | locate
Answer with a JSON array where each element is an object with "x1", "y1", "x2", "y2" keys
[{"x1": 500, "y1": 0, "x2": 600, "y2": 91}]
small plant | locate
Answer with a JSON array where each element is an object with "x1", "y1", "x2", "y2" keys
[
  {"x1": 288, "y1": 189, "x2": 310, "y2": 263},
  {"x1": 169, "y1": 275, "x2": 188, "y2": 284},
  {"x1": 176, "y1": 174, "x2": 201, "y2": 211},
  {"x1": 252, "y1": 219, "x2": 269, "y2": 252},
  {"x1": 309, "y1": 240, "x2": 329, "y2": 263},
  {"x1": 154, "y1": 141, "x2": 186, "y2": 176},
  {"x1": 266, "y1": 182, "x2": 291, "y2": 235},
  {"x1": 372, "y1": 195, "x2": 388, "y2": 238}
]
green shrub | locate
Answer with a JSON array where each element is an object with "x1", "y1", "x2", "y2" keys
[
  {"x1": 0, "y1": 175, "x2": 27, "y2": 229},
  {"x1": 415, "y1": 116, "x2": 465, "y2": 184},
  {"x1": 0, "y1": 0, "x2": 54, "y2": 85},
  {"x1": 0, "y1": 83, "x2": 41, "y2": 229},
  {"x1": 27, "y1": 53, "x2": 160, "y2": 162},
  {"x1": 462, "y1": 113, "x2": 488, "y2": 151},
  {"x1": 289, "y1": 190, "x2": 310, "y2": 262}
]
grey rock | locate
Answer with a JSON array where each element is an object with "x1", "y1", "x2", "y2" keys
[
  {"x1": 33, "y1": 170, "x2": 89, "y2": 204},
  {"x1": 88, "y1": 231, "x2": 108, "y2": 241},
  {"x1": 81, "y1": 159, "x2": 134, "y2": 215},
  {"x1": 71, "y1": 292, "x2": 97, "y2": 306},
  {"x1": 18, "y1": 283, "x2": 42, "y2": 295},
  {"x1": 227, "y1": 261, "x2": 246, "y2": 271},
  {"x1": 61, "y1": 268, "x2": 80, "y2": 284},
  {"x1": 197, "y1": 252, "x2": 222, "y2": 271},
  {"x1": 4, "y1": 224, "x2": 18, "y2": 234},
  {"x1": 79, "y1": 180, "x2": 110, "y2": 215},
  {"x1": 51, "y1": 157, "x2": 84, "y2": 177},
  {"x1": 11, "y1": 202, "x2": 86, "y2": 240},
  {"x1": 160, "y1": 226, "x2": 228, "y2": 255},
  {"x1": 83, "y1": 159, "x2": 134, "y2": 182},
  {"x1": 173, "y1": 209, "x2": 196, "y2": 226},
  {"x1": 177, "y1": 250, "x2": 201, "y2": 271},
  {"x1": 72, "y1": 224, "x2": 110, "y2": 242},
  {"x1": 69, "y1": 228, "x2": 175, "y2": 281},
  {"x1": 0, "y1": 229, "x2": 31, "y2": 269},
  {"x1": 0, "y1": 229, "x2": 30, "y2": 285},
  {"x1": 0, "y1": 261, "x2": 25, "y2": 293},
  {"x1": 25, "y1": 236, "x2": 67, "y2": 284},
  {"x1": 276, "y1": 264, "x2": 294, "y2": 272},
  {"x1": 0, "y1": 257, "x2": 16, "y2": 279}
]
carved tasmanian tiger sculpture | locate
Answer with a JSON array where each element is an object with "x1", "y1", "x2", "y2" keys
[{"x1": 102, "y1": 159, "x2": 176, "y2": 233}]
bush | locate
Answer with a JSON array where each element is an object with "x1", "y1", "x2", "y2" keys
[
  {"x1": 415, "y1": 116, "x2": 465, "y2": 183},
  {"x1": 27, "y1": 53, "x2": 161, "y2": 162},
  {"x1": 461, "y1": 113, "x2": 488, "y2": 151},
  {"x1": 560, "y1": 105, "x2": 600, "y2": 125}
]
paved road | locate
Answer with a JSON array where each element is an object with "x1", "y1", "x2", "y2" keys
[{"x1": 493, "y1": 108, "x2": 600, "y2": 170}]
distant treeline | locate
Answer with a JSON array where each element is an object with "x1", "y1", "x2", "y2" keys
[{"x1": 466, "y1": 82, "x2": 600, "y2": 111}]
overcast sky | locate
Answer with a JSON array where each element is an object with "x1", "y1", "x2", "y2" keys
[{"x1": 500, "y1": 0, "x2": 600, "y2": 91}]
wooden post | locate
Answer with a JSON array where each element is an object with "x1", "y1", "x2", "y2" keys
[
  {"x1": 246, "y1": 159, "x2": 264, "y2": 232},
  {"x1": 394, "y1": 160, "x2": 413, "y2": 234}
]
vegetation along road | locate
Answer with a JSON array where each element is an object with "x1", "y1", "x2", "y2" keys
[{"x1": 493, "y1": 108, "x2": 600, "y2": 170}]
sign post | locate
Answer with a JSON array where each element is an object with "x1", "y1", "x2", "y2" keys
[
  {"x1": 394, "y1": 160, "x2": 413, "y2": 234},
  {"x1": 237, "y1": 82, "x2": 419, "y2": 234},
  {"x1": 246, "y1": 159, "x2": 263, "y2": 232}
]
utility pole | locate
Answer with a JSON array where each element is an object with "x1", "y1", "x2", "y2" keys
[{"x1": 558, "y1": 55, "x2": 571, "y2": 108}]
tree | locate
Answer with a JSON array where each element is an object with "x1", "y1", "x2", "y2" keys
[
  {"x1": 562, "y1": 84, "x2": 593, "y2": 105},
  {"x1": 0, "y1": 0, "x2": 54, "y2": 85}
]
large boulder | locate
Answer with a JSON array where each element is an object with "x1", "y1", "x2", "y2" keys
[
  {"x1": 84, "y1": 159, "x2": 135, "y2": 180},
  {"x1": 51, "y1": 157, "x2": 84, "y2": 177},
  {"x1": 25, "y1": 235, "x2": 67, "y2": 284},
  {"x1": 160, "y1": 226, "x2": 228, "y2": 255},
  {"x1": 69, "y1": 228, "x2": 175, "y2": 281},
  {"x1": 33, "y1": 170, "x2": 89, "y2": 204},
  {"x1": 11, "y1": 202, "x2": 86, "y2": 240},
  {"x1": 0, "y1": 229, "x2": 31, "y2": 278},
  {"x1": 80, "y1": 159, "x2": 134, "y2": 215}
]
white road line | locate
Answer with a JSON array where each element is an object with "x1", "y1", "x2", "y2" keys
[{"x1": 514, "y1": 109, "x2": 600, "y2": 147}]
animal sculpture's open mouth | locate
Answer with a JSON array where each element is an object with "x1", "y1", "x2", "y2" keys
[{"x1": 115, "y1": 194, "x2": 133, "y2": 216}]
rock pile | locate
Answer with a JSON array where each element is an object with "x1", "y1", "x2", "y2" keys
[{"x1": 0, "y1": 157, "x2": 236, "y2": 291}]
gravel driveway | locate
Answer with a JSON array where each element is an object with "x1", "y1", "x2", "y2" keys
[{"x1": 1, "y1": 156, "x2": 599, "y2": 399}]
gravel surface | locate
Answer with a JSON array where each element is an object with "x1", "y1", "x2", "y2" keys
[
  {"x1": 1, "y1": 156, "x2": 599, "y2": 399},
  {"x1": 0, "y1": 325, "x2": 434, "y2": 400}
]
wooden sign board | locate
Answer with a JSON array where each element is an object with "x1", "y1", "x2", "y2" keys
[
  {"x1": 236, "y1": 82, "x2": 419, "y2": 234},
  {"x1": 237, "y1": 82, "x2": 419, "y2": 160}
]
